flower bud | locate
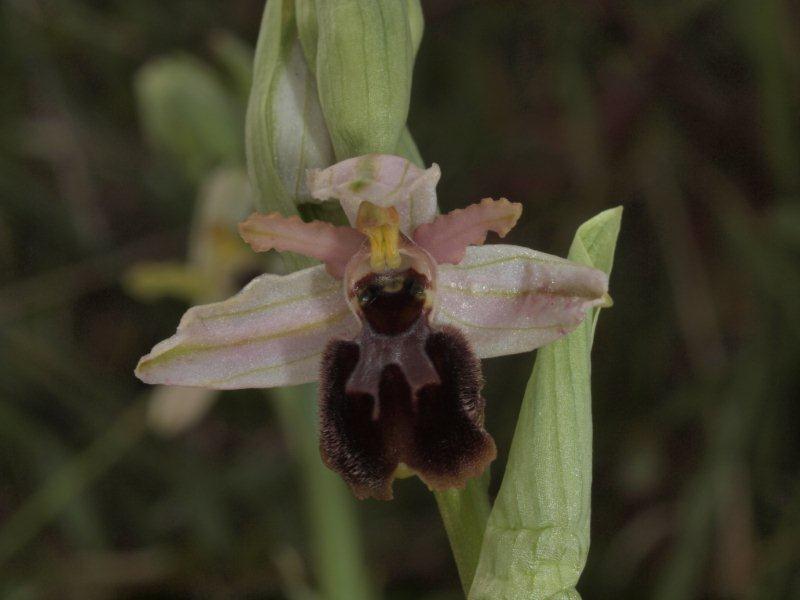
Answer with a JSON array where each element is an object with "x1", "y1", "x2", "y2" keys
[
  {"x1": 295, "y1": 0, "x2": 319, "y2": 73},
  {"x1": 246, "y1": 0, "x2": 335, "y2": 216},
  {"x1": 295, "y1": 0, "x2": 424, "y2": 166},
  {"x1": 407, "y1": 0, "x2": 424, "y2": 58},
  {"x1": 136, "y1": 55, "x2": 242, "y2": 183},
  {"x1": 314, "y1": 0, "x2": 415, "y2": 159}
]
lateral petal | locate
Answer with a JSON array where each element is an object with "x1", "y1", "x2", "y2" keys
[
  {"x1": 435, "y1": 245, "x2": 609, "y2": 358},
  {"x1": 135, "y1": 265, "x2": 359, "y2": 389},
  {"x1": 306, "y1": 154, "x2": 440, "y2": 233},
  {"x1": 413, "y1": 197, "x2": 522, "y2": 264},
  {"x1": 239, "y1": 212, "x2": 365, "y2": 278}
]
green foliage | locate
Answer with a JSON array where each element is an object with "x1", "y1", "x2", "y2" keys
[
  {"x1": 245, "y1": 0, "x2": 334, "y2": 218},
  {"x1": 135, "y1": 55, "x2": 242, "y2": 182},
  {"x1": 3, "y1": 1, "x2": 800, "y2": 597},
  {"x1": 314, "y1": 0, "x2": 415, "y2": 159},
  {"x1": 433, "y1": 473, "x2": 492, "y2": 596},
  {"x1": 406, "y1": 0, "x2": 424, "y2": 58},
  {"x1": 295, "y1": 0, "x2": 319, "y2": 73},
  {"x1": 469, "y1": 208, "x2": 621, "y2": 599},
  {"x1": 295, "y1": 0, "x2": 423, "y2": 167}
]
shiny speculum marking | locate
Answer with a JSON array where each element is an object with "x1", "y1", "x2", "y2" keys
[{"x1": 352, "y1": 269, "x2": 428, "y2": 335}]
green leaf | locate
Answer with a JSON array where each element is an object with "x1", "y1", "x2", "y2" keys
[
  {"x1": 245, "y1": 0, "x2": 335, "y2": 218},
  {"x1": 314, "y1": 0, "x2": 414, "y2": 158},
  {"x1": 469, "y1": 207, "x2": 622, "y2": 600},
  {"x1": 135, "y1": 55, "x2": 241, "y2": 182},
  {"x1": 434, "y1": 473, "x2": 492, "y2": 596}
]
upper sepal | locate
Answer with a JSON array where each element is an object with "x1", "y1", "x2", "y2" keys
[{"x1": 307, "y1": 154, "x2": 440, "y2": 234}]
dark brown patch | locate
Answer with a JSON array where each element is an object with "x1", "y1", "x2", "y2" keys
[
  {"x1": 352, "y1": 269, "x2": 428, "y2": 335},
  {"x1": 318, "y1": 340, "x2": 397, "y2": 500},
  {"x1": 407, "y1": 326, "x2": 497, "y2": 491},
  {"x1": 318, "y1": 326, "x2": 496, "y2": 500}
]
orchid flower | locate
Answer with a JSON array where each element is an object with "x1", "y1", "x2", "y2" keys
[{"x1": 135, "y1": 154, "x2": 610, "y2": 500}]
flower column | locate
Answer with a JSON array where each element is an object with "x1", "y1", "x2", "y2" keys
[{"x1": 295, "y1": 0, "x2": 496, "y2": 590}]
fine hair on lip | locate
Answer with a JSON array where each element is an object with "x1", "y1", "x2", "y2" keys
[{"x1": 318, "y1": 324, "x2": 495, "y2": 501}]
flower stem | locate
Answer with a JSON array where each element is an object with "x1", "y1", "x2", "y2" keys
[
  {"x1": 396, "y1": 130, "x2": 492, "y2": 596},
  {"x1": 271, "y1": 385, "x2": 376, "y2": 600}
]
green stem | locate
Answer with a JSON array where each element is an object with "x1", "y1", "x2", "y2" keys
[
  {"x1": 397, "y1": 116, "x2": 491, "y2": 597},
  {"x1": 271, "y1": 385, "x2": 375, "y2": 600}
]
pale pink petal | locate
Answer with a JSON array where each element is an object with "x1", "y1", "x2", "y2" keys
[
  {"x1": 434, "y1": 244, "x2": 609, "y2": 358},
  {"x1": 306, "y1": 154, "x2": 440, "y2": 233},
  {"x1": 135, "y1": 265, "x2": 359, "y2": 389},
  {"x1": 413, "y1": 197, "x2": 523, "y2": 264},
  {"x1": 239, "y1": 212, "x2": 364, "y2": 278}
]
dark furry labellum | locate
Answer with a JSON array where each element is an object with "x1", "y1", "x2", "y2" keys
[{"x1": 319, "y1": 324, "x2": 497, "y2": 500}]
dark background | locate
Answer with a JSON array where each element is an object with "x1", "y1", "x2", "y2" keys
[{"x1": 2, "y1": 1, "x2": 800, "y2": 598}]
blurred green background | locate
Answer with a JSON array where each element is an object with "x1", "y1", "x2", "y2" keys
[{"x1": 2, "y1": 1, "x2": 800, "y2": 598}]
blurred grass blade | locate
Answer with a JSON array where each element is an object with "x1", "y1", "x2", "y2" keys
[
  {"x1": 314, "y1": 0, "x2": 414, "y2": 158},
  {"x1": 469, "y1": 207, "x2": 622, "y2": 599},
  {"x1": 123, "y1": 262, "x2": 211, "y2": 303},
  {"x1": 272, "y1": 386, "x2": 376, "y2": 600},
  {"x1": 0, "y1": 400, "x2": 147, "y2": 566},
  {"x1": 0, "y1": 399, "x2": 106, "y2": 549}
]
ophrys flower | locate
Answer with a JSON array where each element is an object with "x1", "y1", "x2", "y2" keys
[{"x1": 135, "y1": 154, "x2": 610, "y2": 500}]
